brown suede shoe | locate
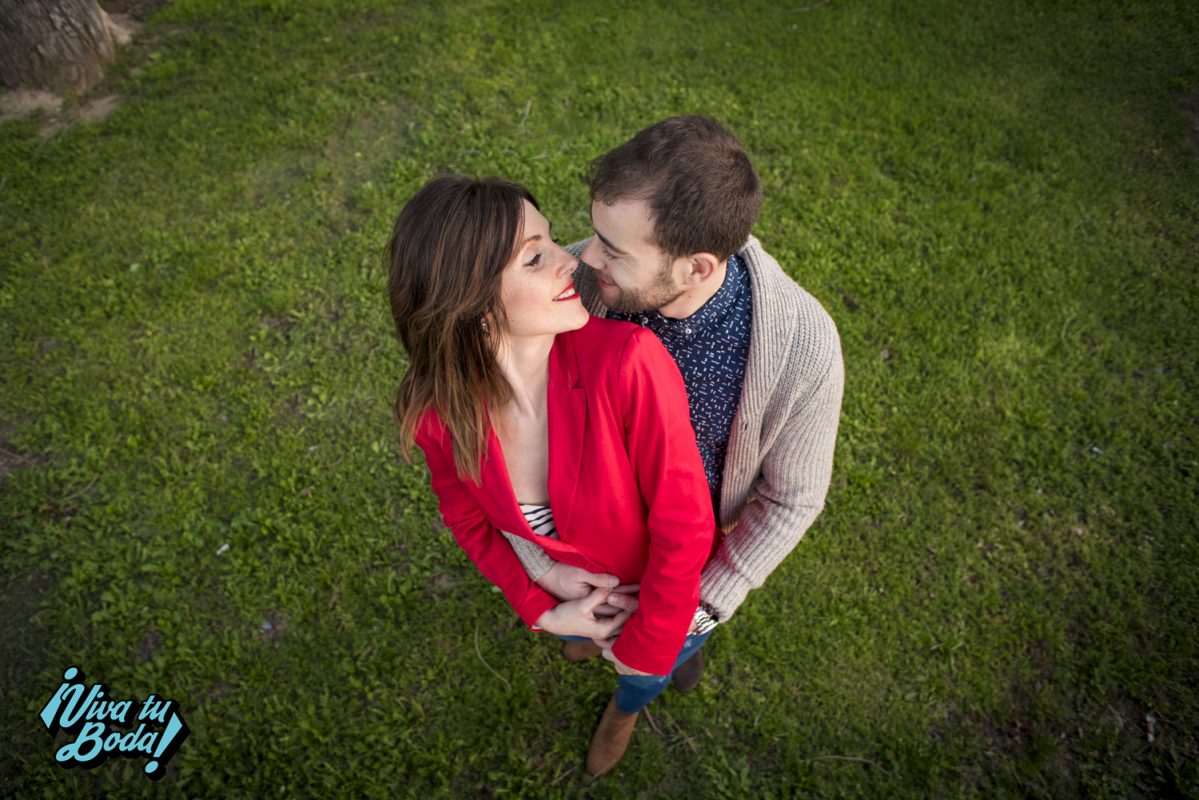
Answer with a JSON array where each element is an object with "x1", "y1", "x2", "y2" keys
[
  {"x1": 586, "y1": 695, "x2": 638, "y2": 776},
  {"x1": 671, "y1": 649, "x2": 704, "y2": 692},
  {"x1": 562, "y1": 639, "x2": 603, "y2": 663}
]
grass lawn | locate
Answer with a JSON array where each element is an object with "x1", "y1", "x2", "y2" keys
[{"x1": 1, "y1": 0, "x2": 1196, "y2": 796}]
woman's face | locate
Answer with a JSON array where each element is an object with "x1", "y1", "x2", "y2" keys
[{"x1": 497, "y1": 200, "x2": 588, "y2": 338}]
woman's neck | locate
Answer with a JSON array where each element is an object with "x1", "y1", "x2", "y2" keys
[{"x1": 495, "y1": 332, "x2": 554, "y2": 417}]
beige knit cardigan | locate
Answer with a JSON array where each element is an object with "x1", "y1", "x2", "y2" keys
[{"x1": 503, "y1": 235, "x2": 844, "y2": 621}]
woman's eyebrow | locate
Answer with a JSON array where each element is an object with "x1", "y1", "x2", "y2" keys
[{"x1": 521, "y1": 222, "x2": 552, "y2": 247}]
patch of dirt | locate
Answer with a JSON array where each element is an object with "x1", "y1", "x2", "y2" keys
[
  {"x1": 138, "y1": 629, "x2": 161, "y2": 663},
  {"x1": 283, "y1": 393, "x2": 305, "y2": 418},
  {"x1": 76, "y1": 94, "x2": 121, "y2": 123},
  {"x1": 36, "y1": 93, "x2": 125, "y2": 136},
  {"x1": 261, "y1": 315, "x2": 295, "y2": 333},
  {"x1": 1, "y1": 85, "x2": 124, "y2": 136},
  {"x1": 426, "y1": 573, "x2": 459, "y2": 594},
  {"x1": 257, "y1": 611, "x2": 286, "y2": 645},
  {"x1": 0, "y1": 90, "x2": 62, "y2": 123}
]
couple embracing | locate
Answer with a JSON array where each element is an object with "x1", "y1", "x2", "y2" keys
[{"x1": 385, "y1": 116, "x2": 844, "y2": 775}]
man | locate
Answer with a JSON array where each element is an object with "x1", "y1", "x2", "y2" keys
[{"x1": 505, "y1": 115, "x2": 844, "y2": 775}]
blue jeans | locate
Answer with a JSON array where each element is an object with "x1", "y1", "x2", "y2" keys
[{"x1": 560, "y1": 631, "x2": 712, "y2": 713}]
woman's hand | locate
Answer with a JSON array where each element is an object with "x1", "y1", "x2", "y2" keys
[
  {"x1": 534, "y1": 587, "x2": 632, "y2": 639},
  {"x1": 536, "y1": 563, "x2": 619, "y2": 601}
]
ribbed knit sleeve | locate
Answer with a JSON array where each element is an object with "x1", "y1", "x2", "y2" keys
[
  {"x1": 699, "y1": 237, "x2": 845, "y2": 620},
  {"x1": 700, "y1": 334, "x2": 843, "y2": 619},
  {"x1": 501, "y1": 531, "x2": 556, "y2": 581}
]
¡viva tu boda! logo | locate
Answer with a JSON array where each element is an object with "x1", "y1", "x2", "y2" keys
[{"x1": 39, "y1": 666, "x2": 190, "y2": 780}]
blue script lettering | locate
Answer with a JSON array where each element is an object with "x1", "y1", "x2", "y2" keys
[
  {"x1": 39, "y1": 666, "x2": 190, "y2": 781},
  {"x1": 85, "y1": 698, "x2": 132, "y2": 724},
  {"x1": 138, "y1": 695, "x2": 170, "y2": 724},
  {"x1": 56, "y1": 682, "x2": 106, "y2": 729},
  {"x1": 56, "y1": 721, "x2": 107, "y2": 765},
  {"x1": 56, "y1": 722, "x2": 163, "y2": 766}
]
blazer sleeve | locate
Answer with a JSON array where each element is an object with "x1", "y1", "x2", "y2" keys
[
  {"x1": 414, "y1": 414, "x2": 560, "y2": 629},
  {"x1": 609, "y1": 329, "x2": 716, "y2": 675}
]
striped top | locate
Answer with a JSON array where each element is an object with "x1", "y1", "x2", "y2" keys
[{"x1": 519, "y1": 504, "x2": 559, "y2": 539}]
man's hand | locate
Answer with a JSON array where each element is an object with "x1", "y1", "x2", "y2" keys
[
  {"x1": 536, "y1": 563, "x2": 619, "y2": 601},
  {"x1": 533, "y1": 587, "x2": 632, "y2": 639}
]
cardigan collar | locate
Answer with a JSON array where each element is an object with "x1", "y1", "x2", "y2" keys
[{"x1": 734, "y1": 235, "x2": 798, "y2": 421}]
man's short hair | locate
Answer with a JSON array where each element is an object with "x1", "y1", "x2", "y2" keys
[{"x1": 589, "y1": 115, "x2": 763, "y2": 261}]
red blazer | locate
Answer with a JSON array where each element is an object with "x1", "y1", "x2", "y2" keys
[{"x1": 414, "y1": 317, "x2": 715, "y2": 675}]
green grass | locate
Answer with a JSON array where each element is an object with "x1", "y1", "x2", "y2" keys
[{"x1": 1, "y1": 0, "x2": 1196, "y2": 796}]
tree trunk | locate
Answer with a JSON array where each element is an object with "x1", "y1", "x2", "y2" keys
[{"x1": 0, "y1": 0, "x2": 120, "y2": 95}]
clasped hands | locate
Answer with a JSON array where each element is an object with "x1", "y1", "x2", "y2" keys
[{"x1": 531, "y1": 563, "x2": 651, "y2": 676}]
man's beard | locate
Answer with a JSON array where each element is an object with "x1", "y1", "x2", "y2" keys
[{"x1": 600, "y1": 257, "x2": 684, "y2": 314}]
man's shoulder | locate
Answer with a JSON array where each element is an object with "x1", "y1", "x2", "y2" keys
[{"x1": 739, "y1": 236, "x2": 841, "y2": 367}]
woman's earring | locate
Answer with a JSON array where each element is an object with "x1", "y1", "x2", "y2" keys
[{"x1": 480, "y1": 318, "x2": 489, "y2": 334}]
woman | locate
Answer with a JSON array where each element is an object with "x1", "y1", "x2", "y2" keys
[{"x1": 386, "y1": 176, "x2": 714, "y2": 775}]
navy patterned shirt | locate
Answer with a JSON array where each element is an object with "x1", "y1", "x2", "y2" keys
[{"x1": 608, "y1": 253, "x2": 753, "y2": 514}]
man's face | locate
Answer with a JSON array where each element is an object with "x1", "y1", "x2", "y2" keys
[{"x1": 580, "y1": 198, "x2": 685, "y2": 314}]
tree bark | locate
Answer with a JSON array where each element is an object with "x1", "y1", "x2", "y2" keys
[{"x1": 0, "y1": 0, "x2": 120, "y2": 94}]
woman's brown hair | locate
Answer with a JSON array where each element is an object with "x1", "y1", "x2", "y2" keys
[{"x1": 386, "y1": 175, "x2": 537, "y2": 481}]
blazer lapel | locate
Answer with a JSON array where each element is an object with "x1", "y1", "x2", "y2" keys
[
  {"x1": 478, "y1": 429, "x2": 529, "y2": 535},
  {"x1": 546, "y1": 330, "x2": 587, "y2": 539}
]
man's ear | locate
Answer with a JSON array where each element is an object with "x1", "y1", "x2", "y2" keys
[{"x1": 680, "y1": 252, "x2": 723, "y2": 286}]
